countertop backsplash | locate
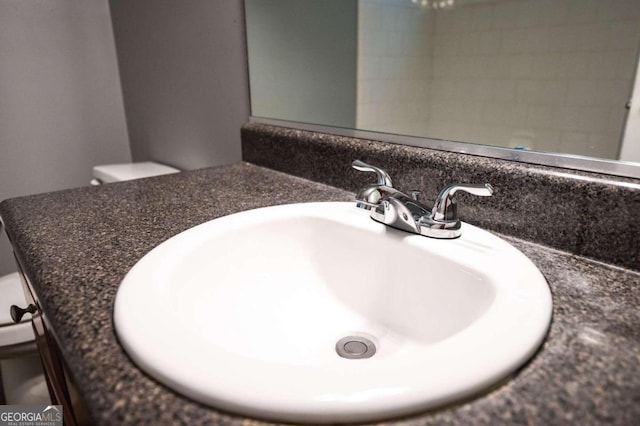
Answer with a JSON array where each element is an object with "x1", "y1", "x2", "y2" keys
[{"x1": 242, "y1": 122, "x2": 640, "y2": 272}]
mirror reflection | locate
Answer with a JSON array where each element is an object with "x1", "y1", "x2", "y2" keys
[{"x1": 245, "y1": 0, "x2": 640, "y2": 163}]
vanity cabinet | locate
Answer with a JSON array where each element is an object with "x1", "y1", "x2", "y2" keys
[{"x1": 13, "y1": 254, "x2": 89, "y2": 425}]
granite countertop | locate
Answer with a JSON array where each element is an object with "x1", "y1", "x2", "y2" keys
[{"x1": 1, "y1": 162, "x2": 639, "y2": 425}]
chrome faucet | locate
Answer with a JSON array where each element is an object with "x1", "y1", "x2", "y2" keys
[{"x1": 352, "y1": 160, "x2": 493, "y2": 239}]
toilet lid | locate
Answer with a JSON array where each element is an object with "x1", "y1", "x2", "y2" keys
[
  {"x1": 92, "y1": 162, "x2": 180, "y2": 183},
  {"x1": 0, "y1": 272, "x2": 35, "y2": 347}
]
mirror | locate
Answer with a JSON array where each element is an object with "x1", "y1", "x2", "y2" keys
[{"x1": 245, "y1": 0, "x2": 640, "y2": 177}]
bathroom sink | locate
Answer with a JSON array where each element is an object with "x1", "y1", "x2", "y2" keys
[{"x1": 114, "y1": 202, "x2": 552, "y2": 423}]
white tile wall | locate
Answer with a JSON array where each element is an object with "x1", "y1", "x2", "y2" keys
[
  {"x1": 357, "y1": 0, "x2": 432, "y2": 133},
  {"x1": 357, "y1": 0, "x2": 640, "y2": 159}
]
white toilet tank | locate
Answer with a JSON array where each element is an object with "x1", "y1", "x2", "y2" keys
[{"x1": 91, "y1": 161, "x2": 180, "y2": 185}]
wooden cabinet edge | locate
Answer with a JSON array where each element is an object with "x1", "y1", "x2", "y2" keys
[{"x1": 13, "y1": 254, "x2": 91, "y2": 425}]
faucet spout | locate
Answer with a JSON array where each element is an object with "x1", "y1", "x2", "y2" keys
[{"x1": 370, "y1": 193, "x2": 430, "y2": 234}]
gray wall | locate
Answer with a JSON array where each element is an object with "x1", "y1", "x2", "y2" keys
[
  {"x1": 0, "y1": 0, "x2": 132, "y2": 276},
  {"x1": 109, "y1": 0, "x2": 250, "y2": 170},
  {"x1": 245, "y1": 0, "x2": 357, "y2": 128}
]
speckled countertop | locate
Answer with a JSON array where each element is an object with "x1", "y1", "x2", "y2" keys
[{"x1": 1, "y1": 162, "x2": 639, "y2": 425}]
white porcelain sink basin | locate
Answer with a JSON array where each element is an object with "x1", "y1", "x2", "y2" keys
[{"x1": 114, "y1": 202, "x2": 552, "y2": 423}]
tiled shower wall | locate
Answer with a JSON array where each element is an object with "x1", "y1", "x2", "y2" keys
[
  {"x1": 357, "y1": 1, "x2": 433, "y2": 135},
  {"x1": 357, "y1": 0, "x2": 640, "y2": 160}
]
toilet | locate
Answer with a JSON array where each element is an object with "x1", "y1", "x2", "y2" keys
[
  {"x1": 0, "y1": 161, "x2": 180, "y2": 404},
  {"x1": 0, "y1": 272, "x2": 49, "y2": 405}
]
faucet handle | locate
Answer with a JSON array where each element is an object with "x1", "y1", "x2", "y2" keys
[
  {"x1": 351, "y1": 160, "x2": 396, "y2": 210},
  {"x1": 352, "y1": 160, "x2": 393, "y2": 187},
  {"x1": 432, "y1": 183, "x2": 493, "y2": 222}
]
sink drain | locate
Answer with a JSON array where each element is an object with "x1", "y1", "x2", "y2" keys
[{"x1": 335, "y1": 336, "x2": 376, "y2": 359}]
